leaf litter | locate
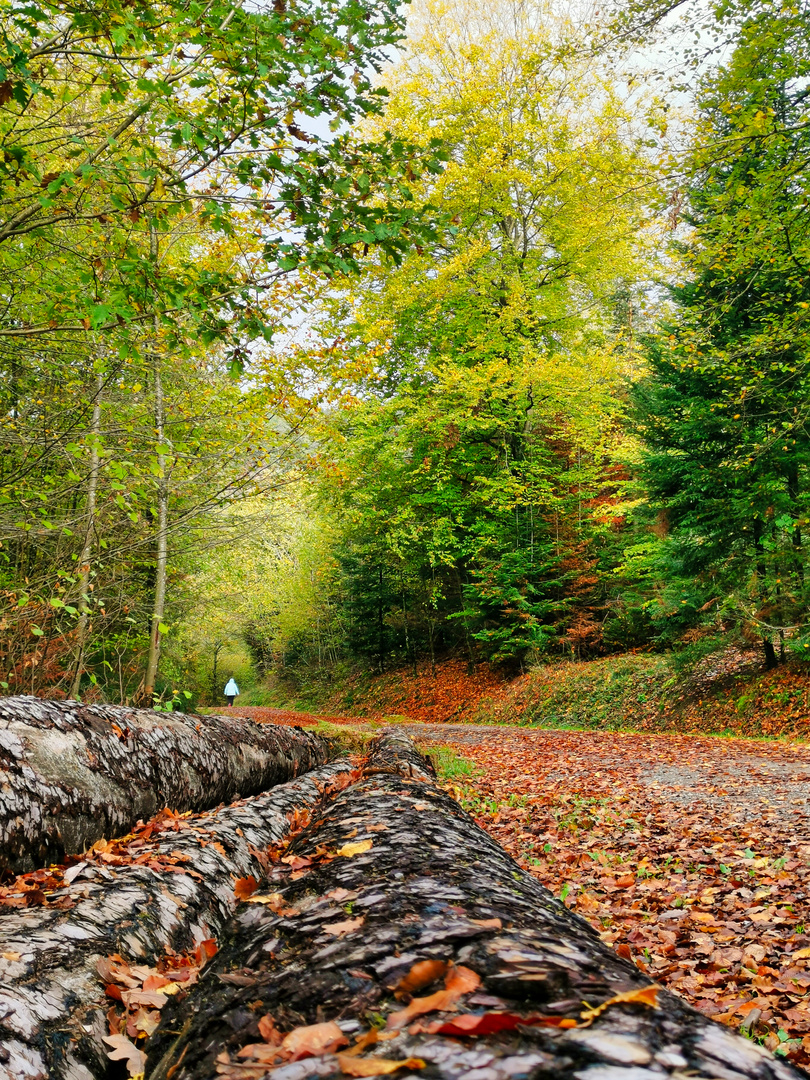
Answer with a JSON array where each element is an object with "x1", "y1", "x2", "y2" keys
[{"x1": 413, "y1": 722, "x2": 810, "y2": 1070}]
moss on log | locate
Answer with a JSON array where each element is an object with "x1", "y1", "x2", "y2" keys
[
  {"x1": 146, "y1": 734, "x2": 801, "y2": 1080},
  {"x1": 0, "y1": 696, "x2": 330, "y2": 875},
  {"x1": 0, "y1": 759, "x2": 352, "y2": 1080}
]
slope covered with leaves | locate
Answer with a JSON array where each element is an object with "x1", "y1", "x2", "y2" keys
[{"x1": 315, "y1": 652, "x2": 810, "y2": 740}]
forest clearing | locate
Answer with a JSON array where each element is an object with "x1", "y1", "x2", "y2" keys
[{"x1": 3, "y1": 0, "x2": 810, "y2": 1077}]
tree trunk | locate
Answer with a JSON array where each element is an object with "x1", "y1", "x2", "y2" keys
[
  {"x1": 146, "y1": 735, "x2": 799, "y2": 1080},
  {"x1": 0, "y1": 696, "x2": 330, "y2": 876},
  {"x1": 70, "y1": 370, "x2": 104, "y2": 700},
  {"x1": 142, "y1": 338, "x2": 169, "y2": 703},
  {"x1": 0, "y1": 759, "x2": 353, "y2": 1080}
]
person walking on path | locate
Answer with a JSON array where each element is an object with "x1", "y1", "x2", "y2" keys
[{"x1": 224, "y1": 678, "x2": 239, "y2": 707}]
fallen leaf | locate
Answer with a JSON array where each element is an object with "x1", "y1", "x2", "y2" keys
[
  {"x1": 258, "y1": 1015, "x2": 283, "y2": 1045},
  {"x1": 424, "y1": 1012, "x2": 579, "y2": 1036},
  {"x1": 326, "y1": 888, "x2": 355, "y2": 901},
  {"x1": 63, "y1": 861, "x2": 87, "y2": 884},
  {"x1": 323, "y1": 916, "x2": 365, "y2": 936},
  {"x1": 102, "y1": 1033, "x2": 146, "y2": 1077},
  {"x1": 234, "y1": 876, "x2": 258, "y2": 901},
  {"x1": 336, "y1": 839, "x2": 373, "y2": 857},
  {"x1": 387, "y1": 965, "x2": 480, "y2": 1028},
  {"x1": 194, "y1": 938, "x2": 218, "y2": 966},
  {"x1": 127, "y1": 1005, "x2": 161, "y2": 1039},
  {"x1": 337, "y1": 1055, "x2": 426, "y2": 1076},
  {"x1": 120, "y1": 989, "x2": 170, "y2": 1008},
  {"x1": 237, "y1": 1043, "x2": 282, "y2": 1063},
  {"x1": 280, "y1": 1020, "x2": 348, "y2": 1060},
  {"x1": 395, "y1": 959, "x2": 448, "y2": 999},
  {"x1": 428, "y1": 1012, "x2": 523, "y2": 1036},
  {"x1": 580, "y1": 985, "x2": 660, "y2": 1024},
  {"x1": 341, "y1": 1029, "x2": 379, "y2": 1058}
]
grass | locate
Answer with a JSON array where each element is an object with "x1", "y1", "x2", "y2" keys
[{"x1": 430, "y1": 746, "x2": 484, "y2": 779}]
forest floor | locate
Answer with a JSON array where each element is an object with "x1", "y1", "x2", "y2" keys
[
  {"x1": 290, "y1": 646, "x2": 810, "y2": 741},
  {"x1": 219, "y1": 702, "x2": 810, "y2": 1072}
]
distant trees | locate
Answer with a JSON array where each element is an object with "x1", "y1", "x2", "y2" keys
[
  {"x1": 633, "y1": 0, "x2": 810, "y2": 665},
  {"x1": 291, "y1": 0, "x2": 656, "y2": 670},
  {"x1": 0, "y1": 0, "x2": 444, "y2": 700}
]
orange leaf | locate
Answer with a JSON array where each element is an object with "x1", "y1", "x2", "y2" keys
[
  {"x1": 387, "y1": 965, "x2": 480, "y2": 1029},
  {"x1": 258, "y1": 1015, "x2": 283, "y2": 1045},
  {"x1": 194, "y1": 938, "x2": 217, "y2": 966},
  {"x1": 394, "y1": 959, "x2": 448, "y2": 999},
  {"x1": 341, "y1": 1029, "x2": 379, "y2": 1058},
  {"x1": 280, "y1": 1021, "x2": 348, "y2": 1060},
  {"x1": 337, "y1": 1055, "x2": 426, "y2": 1076},
  {"x1": 234, "y1": 876, "x2": 258, "y2": 901},
  {"x1": 580, "y1": 985, "x2": 660, "y2": 1024},
  {"x1": 323, "y1": 916, "x2": 365, "y2": 936}
]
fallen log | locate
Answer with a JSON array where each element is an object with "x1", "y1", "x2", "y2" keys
[
  {"x1": 0, "y1": 758, "x2": 354, "y2": 1080},
  {"x1": 0, "y1": 695, "x2": 330, "y2": 875},
  {"x1": 147, "y1": 734, "x2": 801, "y2": 1080}
]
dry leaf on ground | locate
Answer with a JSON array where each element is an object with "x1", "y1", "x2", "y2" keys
[
  {"x1": 337, "y1": 1055, "x2": 426, "y2": 1076},
  {"x1": 387, "y1": 965, "x2": 480, "y2": 1029}
]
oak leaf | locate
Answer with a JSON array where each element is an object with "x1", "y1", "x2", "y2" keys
[{"x1": 102, "y1": 1033, "x2": 146, "y2": 1077}]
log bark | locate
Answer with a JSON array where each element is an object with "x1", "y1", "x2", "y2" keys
[
  {"x1": 146, "y1": 734, "x2": 802, "y2": 1080},
  {"x1": 0, "y1": 759, "x2": 353, "y2": 1080},
  {"x1": 0, "y1": 696, "x2": 330, "y2": 875}
]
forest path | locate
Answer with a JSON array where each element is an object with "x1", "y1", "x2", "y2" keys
[
  {"x1": 221, "y1": 707, "x2": 810, "y2": 1064},
  {"x1": 384, "y1": 721, "x2": 810, "y2": 1069}
]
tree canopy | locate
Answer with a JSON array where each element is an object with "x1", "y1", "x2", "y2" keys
[{"x1": 2, "y1": 0, "x2": 809, "y2": 700}]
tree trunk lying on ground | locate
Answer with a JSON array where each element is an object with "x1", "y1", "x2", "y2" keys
[
  {"x1": 0, "y1": 696, "x2": 330, "y2": 876},
  {"x1": 0, "y1": 759, "x2": 353, "y2": 1080},
  {"x1": 147, "y1": 734, "x2": 801, "y2": 1080}
]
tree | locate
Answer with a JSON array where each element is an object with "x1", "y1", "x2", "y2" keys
[
  {"x1": 294, "y1": 0, "x2": 656, "y2": 668},
  {"x1": 0, "y1": 0, "x2": 447, "y2": 697},
  {"x1": 633, "y1": 0, "x2": 810, "y2": 665},
  {"x1": 1, "y1": 0, "x2": 444, "y2": 351}
]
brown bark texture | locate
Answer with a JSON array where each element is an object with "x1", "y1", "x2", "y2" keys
[
  {"x1": 147, "y1": 734, "x2": 802, "y2": 1080},
  {"x1": 0, "y1": 759, "x2": 353, "y2": 1080},
  {"x1": 0, "y1": 696, "x2": 330, "y2": 875}
]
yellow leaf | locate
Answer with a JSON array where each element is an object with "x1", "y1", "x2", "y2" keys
[{"x1": 336, "y1": 839, "x2": 373, "y2": 857}]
